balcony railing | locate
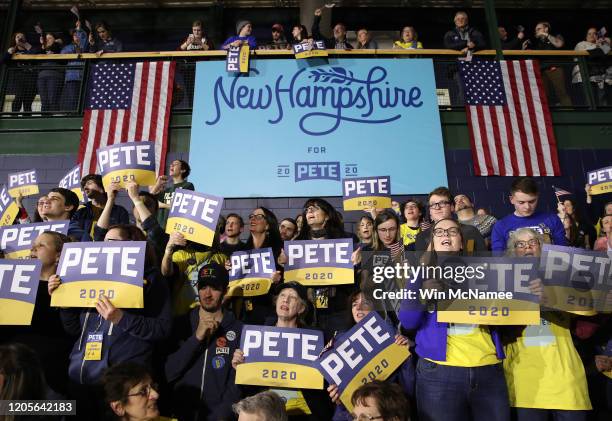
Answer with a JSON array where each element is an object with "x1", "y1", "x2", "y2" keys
[{"x1": 1, "y1": 49, "x2": 610, "y2": 117}]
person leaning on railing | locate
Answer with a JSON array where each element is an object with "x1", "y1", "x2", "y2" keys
[
  {"x1": 443, "y1": 11, "x2": 486, "y2": 54},
  {"x1": 220, "y1": 20, "x2": 257, "y2": 50},
  {"x1": 89, "y1": 21, "x2": 123, "y2": 56},
  {"x1": 394, "y1": 26, "x2": 423, "y2": 49},
  {"x1": 37, "y1": 31, "x2": 63, "y2": 113},
  {"x1": 572, "y1": 27, "x2": 612, "y2": 106},
  {"x1": 3, "y1": 32, "x2": 38, "y2": 113}
]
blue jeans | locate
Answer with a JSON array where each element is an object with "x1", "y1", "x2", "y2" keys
[
  {"x1": 416, "y1": 359, "x2": 510, "y2": 421},
  {"x1": 514, "y1": 408, "x2": 588, "y2": 421}
]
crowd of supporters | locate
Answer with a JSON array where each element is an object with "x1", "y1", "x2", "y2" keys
[
  {"x1": 3, "y1": 9, "x2": 612, "y2": 112},
  {"x1": 0, "y1": 155, "x2": 611, "y2": 420}
]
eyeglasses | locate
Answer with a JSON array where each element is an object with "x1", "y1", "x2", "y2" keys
[
  {"x1": 304, "y1": 205, "x2": 322, "y2": 214},
  {"x1": 429, "y1": 201, "x2": 451, "y2": 210},
  {"x1": 350, "y1": 414, "x2": 383, "y2": 421},
  {"x1": 514, "y1": 239, "x2": 539, "y2": 249},
  {"x1": 433, "y1": 227, "x2": 461, "y2": 237},
  {"x1": 127, "y1": 383, "x2": 158, "y2": 399},
  {"x1": 248, "y1": 214, "x2": 265, "y2": 221},
  {"x1": 377, "y1": 227, "x2": 397, "y2": 234}
]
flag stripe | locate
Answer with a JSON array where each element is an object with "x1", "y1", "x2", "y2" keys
[
  {"x1": 78, "y1": 61, "x2": 175, "y2": 180},
  {"x1": 462, "y1": 59, "x2": 560, "y2": 177}
]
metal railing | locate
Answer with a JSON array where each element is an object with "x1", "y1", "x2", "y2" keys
[{"x1": 1, "y1": 49, "x2": 610, "y2": 117}]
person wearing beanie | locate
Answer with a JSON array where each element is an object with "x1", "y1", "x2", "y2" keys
[
  {"x1": 221, "y1": 19, "x2": 257, "y2": 50},
  {"x1": 165, "y1": 262, "x2": 243, "y2": 421},
  {"x1": 231, "y1": 281, "x2": 334, "y2": 419}
]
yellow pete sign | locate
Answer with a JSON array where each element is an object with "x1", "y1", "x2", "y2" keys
[
  {"x1": 227, "y1": 248, "x2": 276, "y2": 297},
  {"x1": 0, "y1": 185, "x2": 20, "y2": 227},
  {"x1": 51, "y1": 242, "x2": 145, "y2": 308},
  {"x1": 0, "y1": 260, "x2": 42, "y2": 325},
  {"x1": 97, "y1": 141, "x2": 157, "y2": 189},
  {"x1": 284, "y1": 239, "x2": 355, "y2": 286},
  {"x1": 165, "y1": 189, "x2": 224, "y2": 247},
  {"x1": 59, "y1": 165, "x2": 87, "y2": 203},
  {"x1": 587, "y1": 166, "x2": 612, "y2": 195},
  {"x1": 236, "y1": 325, "x2": 325, "y2": 389},
  {"x1": 343, "y1": 176, "x2": 392, "y2": 211},
  {"x1": 226, "y1": 45, "x2": 250, "y2": 74},
  {"x1": 293, "y1": 40, "x2": 329, "y2": 59},
  {"x1": 8, "y1": 169, "x2": 39, "y2": 197}
]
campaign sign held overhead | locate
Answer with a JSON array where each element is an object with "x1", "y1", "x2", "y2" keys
[
  {"x1": 236, "y1": 325, "x2": 325, "y2": 389},
  {"x1": 8, "y1": 169, "x2": 39, "y2": 198},
  {"x1": 228, "y1": 248, "x2": 276, "y2": 297},
  {"x1": 50, "y1": 241, "x2": 146, "y2": 308},
  {"x1": 97, "y1": 141, "x2": 157, "y2": 188},
  {"x1": 165, "y1": 189, "x2": 223, "y2": 247}
]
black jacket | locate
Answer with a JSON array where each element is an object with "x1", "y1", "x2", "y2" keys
[
  {"x1": 165, "y1": 309, "x2": 243, "y2": 421},
  {"x1": 311, "y1": 15, "x2": 353, "y2": 50},
  {"x1": 444, "y1": 26, "x2": 486, "y2": 51}
]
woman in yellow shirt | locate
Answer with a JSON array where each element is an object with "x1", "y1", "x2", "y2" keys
[{"x1": 394, "y1": 26, "x2": 423, "y2": 49}]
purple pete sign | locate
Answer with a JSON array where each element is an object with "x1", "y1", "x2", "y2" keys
[
  {"x1": 540, "y1": 244, "x2": 612, "y2": 315},
  {"x1": 59, "y1": 164, "x2": 86, "y2": 203},
  {"x1": 96, "y1": 141, "x2": 157, "y2": 188},
  {"x1": 0, "y1": 185, "x2": 20, "y2": 227},
  {"x1": 228, "y1": 248, "x2": 276, "y2": 297},
  {"x1": 0, "y1": 221, "x2": 69, "y2": 259},
  {"x1": 165, "y1": 188, "x2": 223, "y2": 247},
  {"x1": 317, "y1": 312, "x2": 410, "y2": 411},
  {"x1": 7, "y1": 169, "x2": 39, "y2": 198},
  {"x1": 284, "y1": 239, "x2": 354, "y2": 286},
  {"x1": 0, "y1": 259, "x2": 42, "y2": 325},
  {"x1": 342, "y1": 176, "x2": 392, "y2": 211},
  {"x1": 235, "y1": 325, "x2": 325, "y2": 389},
  {"x1": 51, "y1": 241, "x2": 146, "y2": 308}
]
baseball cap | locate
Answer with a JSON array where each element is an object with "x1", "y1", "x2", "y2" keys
[{"x1": 197, "y1": 262, "x2": 229, "y2": 290}]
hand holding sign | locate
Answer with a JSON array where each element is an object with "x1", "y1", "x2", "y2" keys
[{"x1": 96, "y1": 294, "x2": 123, "y2": 324}]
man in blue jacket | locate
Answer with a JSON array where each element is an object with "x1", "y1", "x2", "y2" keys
[
  {"x1": 165, "y1": 262, "x2": 243, "y2": 421},
  {"x1": 71, "y1": 174, "x2": 129, "y2": 241}
]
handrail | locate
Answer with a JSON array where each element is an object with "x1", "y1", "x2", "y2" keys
[{"x1": 8, "y1": 48, "x2": 592, "y2": 61}]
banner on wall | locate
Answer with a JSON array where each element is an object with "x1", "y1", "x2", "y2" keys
[
  {"x1": 227, "y1": 248, "x2": 276, "y2": 297},
  {"x1": 0, "y1": 185, "x2": 20, "y2": 227},
  {"x1": 0, "y1": 221, "x2": 70, "y2": 259},
  {"x1": 235, "y1": 325, "x2": 325, "y2": 389},
  {"x1": 317, "y1": 312, "x2": 410, "y2": 412},
  {"x1": 50, "y1": 241, "x2": 146, "y2": 308},
  {"x1": 165, "y1": 189, "x2": 223, "y2": 247},
  {"x1": 0, "y1": 259, "x2": 42, "y2": 325},
  {"x1": 284, "y1": 239, "x2": 354, "y2": 286},
  {"x1": 189, "y1": 58, "x2": 447, "y2": 197},
  {"x1": 8, "y1": 169, "x2": 39, "y2": 197},
  {"x1": 96, "y1": 141, "x2": 157, "y2": 188}
]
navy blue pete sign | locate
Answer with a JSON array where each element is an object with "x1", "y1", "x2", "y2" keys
[
  {"x1": 540, "y1": 244, "x2": 612, "y2": 314},
  {"x1": 58, "y1": 165, "x2": 86, "y2": 203},
  {"x1": 0, "y1": 221, "x2": 69, "y2": 259},
  {"x1": 228, "y1": 248, "x2": 276, "y2": 297},
  {"x1": 293, "y1": 40, "x2": 328, "y2": 59},
  {"x1": 190, "y1": 59, "x2": 448, "y2": 197},
  {"x1": 317, "y1": 312, "x2": 410, "y2": 411},
  {"x1": 226, "y1": 45, "x2": 250, "y2": 73},
  {"x1": 165, "y1": 188, "x2": 223, "y2": 247},
  {"x1": 96, "y1": 141, "x2": 157, "y2": 188},
  {"x1": 284, "y1": 239, "x2": 354, "y2": 286},
  {"x1": 50, "y1": 241, "x2": 146, "y2": 308},
  {"x1": 0, "y1": 259, "x2": 42, "y2": 325},
  {"x1": 235, "y1": 325, "x2": 325, "y2": 389},
  {"x1": 343, "y1": 176, "x2": 391, "y2": 211}
]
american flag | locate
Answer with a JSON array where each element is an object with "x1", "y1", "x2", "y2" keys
[
  {"x1": 553, "y1": 186, "x2": 572, "y2": 197},
  {"x1": 77, "y1": 61, "x2": 176, "y2": 177},
  {"x1": 460, "y1": 60, "x2": 561, "y2": 177}
]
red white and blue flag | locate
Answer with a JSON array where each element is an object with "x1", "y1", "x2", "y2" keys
[
  {"x1": 77, "y1": 61, "x2": 176, "y2": 177},
  {"x1": 460, "y1": 60, "x2": 561, "y2": 177}
]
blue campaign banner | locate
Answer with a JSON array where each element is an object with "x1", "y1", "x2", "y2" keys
[
  {"x1": 190, "y1": 58, "x2": 447, "y2": 197},
  {"x1": 236, "y1": 325, "x2": 325, "y2": 389},
  {"x1": 317, "y1": 312, "x2": 410, "y2": 411},
  {"x1": 540, "y1": 244, "x2": 612, "y2": 315}
]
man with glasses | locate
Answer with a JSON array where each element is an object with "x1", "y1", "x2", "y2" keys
[
  {"x1": 413, "y1": 187, "x2": 486, "y2": 253},
  {"x1": 350, "y1": 380, "x2": 410, "y2": 421},
  {"x1": 491, "y1": 177, "x2": 566, "y2": 252},
  {"x1": 166, "y1": 262, "x2": 243, "y2": 421}
]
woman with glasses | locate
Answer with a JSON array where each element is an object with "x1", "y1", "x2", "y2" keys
[
  {"x1": 328, "y1": 291, "x2": 414, "y2": 421},
  {"x1": 48, "y1": 225, "x2": 171, "y2": 420},
  {"x1": 235, "y1": 207, "x2": 283, "y2": 325},
  {"x1": 399, "y1": 218, "x2": 510, "y2": 421},
  {"x1": 504, "y1": 228, "x2": 592, "y2": 420},
  {"x1": 294, "y1": 198, "x2": 359, "y2": 340},
  {"x1": 102, "y1": 362, "x2": 161, "y2": 421}
]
